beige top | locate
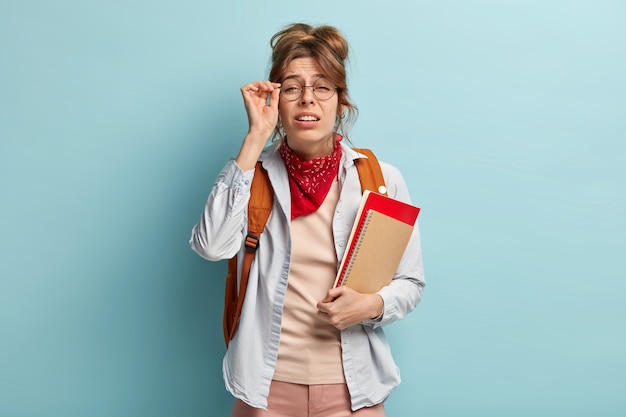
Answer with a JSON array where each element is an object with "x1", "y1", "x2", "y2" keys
[{"x1": 273, "y1": 179, "x2": 345, "y2": 384}]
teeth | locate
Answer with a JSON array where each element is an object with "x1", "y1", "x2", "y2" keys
[{"x1": 298, "y1": 115, "x2": 318, "y2": 121}]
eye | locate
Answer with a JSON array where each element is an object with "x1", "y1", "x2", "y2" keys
[
  {"x1": 314, "y1": 79, "x2": 333, "y2": 91},
  {"x1": 282, "y1": 81, "x2": 301, "y2": 92}
]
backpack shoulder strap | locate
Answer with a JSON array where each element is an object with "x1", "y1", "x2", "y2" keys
[
  {"x1": 223, "y1": 162, "x2": 273, "y2": 346},
  {"x1": 352, "y1": 148, "x2": 387, "y2": 196}
]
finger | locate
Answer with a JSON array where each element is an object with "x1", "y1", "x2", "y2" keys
[
  {"x1": 254, "y1": 81, "x2": 278, "y2": 92},
  {"x1": 316, "y1": 300, "x2": 329, "y2": 312},
  {"x1": 241, "y1": 82, "x2": 260, "y2": 92},
  {"x1": 319, "y1": 289, "x2": 339, "y2": 304},
  {"x1": 316, "y1": 310, "x2": 330, "y2": 322},
  {"x1": 327, "y1": 287, "x2": 343, "y2": 299},
  {"x1": 267, "y1": 85, "x2": 281, "y2": 109},
  {"x1": 240, "y1": 81, "x2": 270, "y2": 98}
]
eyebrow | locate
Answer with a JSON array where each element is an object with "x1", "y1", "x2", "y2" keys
[{"x1": 282, "y1": 73, "x2": 326, "y2": 81}]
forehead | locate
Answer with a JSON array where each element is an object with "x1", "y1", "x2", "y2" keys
[{"x1": 283, "y1": 57, "x2": 325, "y2": 79}]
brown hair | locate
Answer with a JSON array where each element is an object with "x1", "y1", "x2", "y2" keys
[{"x1": 268, "y1": 23, "x2": 358, "y2": 141}]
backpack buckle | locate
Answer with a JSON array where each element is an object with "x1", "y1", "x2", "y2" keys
[{"x1": 244, "y1": 234, "x2": 260, "y2": 252}]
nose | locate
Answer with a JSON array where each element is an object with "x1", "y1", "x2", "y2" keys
[{"x1": 300, "y1": 86, "x2": 315, "y2": 104}]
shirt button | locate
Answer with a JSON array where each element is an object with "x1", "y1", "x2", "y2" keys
[
  {"x1": 244, "y1": 180, "x2": 250, "y2": 185},
  {"x1": 338, "y1": 242, "x2": 344, "y2": 247}
]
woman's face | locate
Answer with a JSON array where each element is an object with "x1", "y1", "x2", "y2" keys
[{"x1": 278, "y1": 57, "x2": 340, "y2": 160}]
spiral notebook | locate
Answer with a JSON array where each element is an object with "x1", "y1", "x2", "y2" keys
[{"x1": 333, "y1": 190, "x2": 420, "y2": 293}]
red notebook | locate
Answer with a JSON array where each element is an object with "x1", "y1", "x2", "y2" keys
[{"x1": 333, "y1": 190, "x2": 420, "y2": 293}]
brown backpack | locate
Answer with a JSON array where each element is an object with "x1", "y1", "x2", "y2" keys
[{"x1": 223, "y1": 148, "x2": 387, "y2": 346}]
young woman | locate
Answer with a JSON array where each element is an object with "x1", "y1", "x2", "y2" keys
[{"x1": 190, "y1": 23, "x2": 425, "y2": 417}]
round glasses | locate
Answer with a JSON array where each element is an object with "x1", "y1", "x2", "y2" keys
[{"x1": 279, "y1": 77, "x2": 338, "y2": 101}]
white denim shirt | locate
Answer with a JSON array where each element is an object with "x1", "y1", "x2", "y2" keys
[{"x1": 189, "y1": 143, "x2": 425, "y2": 411}]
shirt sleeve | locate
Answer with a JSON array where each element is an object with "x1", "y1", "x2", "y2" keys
[
  {"x1": 189, "y1": 159, "x2": 255, "y2": 261},
  {"x1": 366, "y1": 162, "x2": 425, "y2": 328}
]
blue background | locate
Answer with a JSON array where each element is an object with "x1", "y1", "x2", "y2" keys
[{"x1": 1, "y1": 1, "x2": 625, "y2": 416}]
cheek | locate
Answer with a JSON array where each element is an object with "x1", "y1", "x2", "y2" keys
[
  {"x1": 324, "y1": 102, "x2": 340, "y2": 119},
  {"x1": 278, "y1": 102, "x2": 291, "y2": 121},
  {"x1": 329, "y1": 98, "x2": 340, "y2": 113}
]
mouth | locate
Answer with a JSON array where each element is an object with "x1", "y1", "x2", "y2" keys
[{"x1": 295, "y1": 113, "x2": 320, "y2": 122}]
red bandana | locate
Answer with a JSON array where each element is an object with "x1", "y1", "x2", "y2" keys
[{"x1": 279, "y1": 134, "x2": 343, "y2": 219}]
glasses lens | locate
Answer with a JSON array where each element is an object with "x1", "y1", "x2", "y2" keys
[
  {"x1": 313, "y1": 78, "x2": 336, "y2": 100},
  {"x1": 280, "y1": 80, "x2": 302, "y2": 101}
]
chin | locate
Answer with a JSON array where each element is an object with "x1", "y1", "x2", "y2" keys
[{"x1": 287, "y1": 130, "x2": 335, "y2": 144}]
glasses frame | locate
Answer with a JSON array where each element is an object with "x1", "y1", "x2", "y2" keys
[{"x1": 279, "y1": 77, "x2": 338, "y2": 102}]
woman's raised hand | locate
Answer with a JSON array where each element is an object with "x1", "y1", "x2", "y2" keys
[
  {"x1": 235, "y1": 81, "x2": 281, "y2": 171},
  {"x1": 240, "y1": 81, "x2": 281, "y2": 138}
]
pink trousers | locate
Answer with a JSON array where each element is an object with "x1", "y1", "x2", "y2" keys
[{"x1": 231, "y1": 380, "x2": 385, "y2": 417}]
